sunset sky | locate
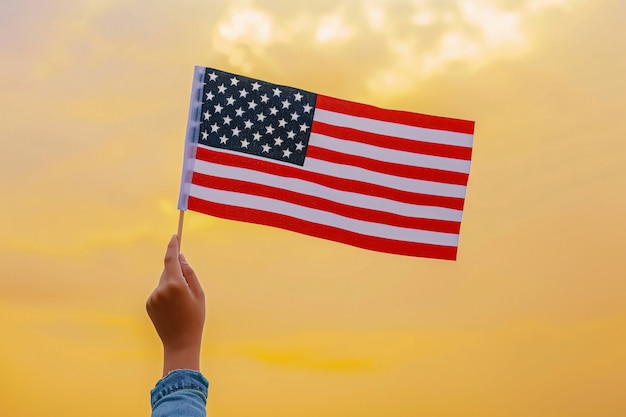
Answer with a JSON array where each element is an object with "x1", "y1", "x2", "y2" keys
[{"x1": 1, "y1": 0, "x2": 625, "y2": 416}]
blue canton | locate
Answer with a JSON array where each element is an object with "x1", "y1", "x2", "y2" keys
[{"x1": 198, "y1": 68, "x2": 317, "y2": 166}]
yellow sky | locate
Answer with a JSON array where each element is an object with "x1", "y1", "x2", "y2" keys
[{"x1": 1, "y1": 0, "x2": 625, "y2": 416}]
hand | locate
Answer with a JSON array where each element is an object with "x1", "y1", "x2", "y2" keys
[{"x1": 146, "y1": 235, "x2": 206, "y2": 376}]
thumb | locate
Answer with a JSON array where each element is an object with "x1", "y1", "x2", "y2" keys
[{"x1": 179, "y1": 253, "x2": 203, "y2": 296}]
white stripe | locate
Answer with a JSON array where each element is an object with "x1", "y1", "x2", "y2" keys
[
  {"x1": 309, "y1": 133, "x2": 471, "y2": 174},
  {"x1": 189, "y1": 184, "x2": 459, "y2": 247},
  {"x1": 304, "y1": 158, "x2": 467, "y2": 198},
  {"x1": 194, "y1": 160, "x2": 464, "y2": 222},
  {"x1": 313, "y1": 108, "x2": 474, "y2": 148}
]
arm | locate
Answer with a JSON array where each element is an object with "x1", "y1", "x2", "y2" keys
[{"x1": 146, "y1": 235, "x2": 208, "y2": 416}]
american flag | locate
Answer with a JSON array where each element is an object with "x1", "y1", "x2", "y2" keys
[{"x1": 178, "y1": 66, "x2": 474, "y2": 260}]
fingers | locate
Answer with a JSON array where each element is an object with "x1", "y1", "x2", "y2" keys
[
  {"x1": 179, "y1": 253, "x2": 204, "y2": 297},
  {"x1": 163, "y1": 234, "x2": 183, "y2": 281}
]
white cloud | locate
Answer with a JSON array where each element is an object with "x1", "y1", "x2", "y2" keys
[
  {"x1": 365, "y1": 0, "x2": 575, "y2": 96},
  {"x1": 212, "y1": 6, "x2": 275, "y2": 72},
  {"x1": 364, "y1": 2, "x2": 386, "y2": 30},
  {"x1": 421, "y1": 30, "x2": 483, "y2": 75},
  {"x1": 527, "y1": 0, "x2": 570, "y2": 13},
  {"x1": 412, "y1": 10, "x2": 436, "y2": 26},
  {"x1": 315, "y1": 14, "x2": 353, "y2": 43},
  {"x1": 217, "y1": 7, "x2": 273, "y2": 45},
  {"x1": 458, "y1": 0, "x2": 524, "y2": 46},
  {"x1": 205, "y1": 0, "x2": 576, "y2": 97}
]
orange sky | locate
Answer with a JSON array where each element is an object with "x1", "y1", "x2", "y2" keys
[{"x1": 1, "y1": 1, "x2": 625, "y2": 416}]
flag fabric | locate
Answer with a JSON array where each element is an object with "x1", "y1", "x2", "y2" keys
[{"x1": 178, "y1": 66, "x2": 474, "y2": 260}]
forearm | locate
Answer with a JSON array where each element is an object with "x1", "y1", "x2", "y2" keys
[{"x1": 162, "y1": 345, "x2": 201, "y2": 377}]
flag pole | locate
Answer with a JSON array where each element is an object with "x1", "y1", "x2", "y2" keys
[{"x1": 177, "y1": 210, "x2": 185, "y2": 250}]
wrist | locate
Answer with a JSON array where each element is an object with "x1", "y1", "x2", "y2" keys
[{"x1": 162, "y1": 344, "x2": 202, "y2": 376}]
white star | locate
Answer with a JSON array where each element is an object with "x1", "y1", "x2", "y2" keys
[
  {"x1": 226, "y1": 96, "x2": 235, "y2": 105},
  {"x1": 223, "y1": 115, "x2": 232, "y2": 125},
  {"x1": 290, "y1": 111, "x2": 300, "y2": 121},
  {"x1": 217, "y1": 84, "x2": 226, "y2": 94},
  {"x1": 261, "y1": 143, "x2": 271, "y2": 153},
  {"x1": 282, "y1": 148, "x2": 292, "y2": 158},
  {"x1": 251, "y1": 82, "x2": 261, "y2": 91},
  {"x1": 205, "y1": 91, "x2": 215, "y2": 101},
  {"x1": 281, "y1": 99, "x2": 291, "y2": 109},
  {"x1": 265, "y1": 125, "x2": 275, "y2": 134},
  {"x1": 299, "y1": 123, "x2": 309, "y2": 132},
  {"x1": 240, "y1": 139, "x2": 250, "y2": 148},
  {"x1": 269, "y1": 106, "x2": 278, "y2": 116},
  {"x1": 208, "y1": 71, "x2": 218, "y2": 81},
  {"x1": 286, "y1": 130, "x2": 296, "y2": 139},
  {"x1": 211, "y1": 123, "x2": 219, "y2": 133},
  {"x1": 203, "y1": 110, "x2": 211, "y2": 120},
  {"x1": 294, "y1": 92, "x2": 303, "y2": 101},
  {"x1": 260, "y1": 94, "x2": 269, "y2": 103},
  {"x1": 219, "y1": 135, "x2": 228, "y2": 144},
  {"x1": 295, "y1": 141, "x2": 305, "y2": 151},
  {"x1": 214, "y1": 103, "x2": 223, "y2": 113},
  {"x1": 201, "y1": 130, "x2": 209, "y2": 140},
  {"x1": 253, "y1": 132, "x2": 262, "y2": 141},
  {"x1": 274, "y1": 137, "x2": 284, "y2": 146},
  {"x1": 235, "y1": 107, "x2": 245, "y2": 117},
  {"x1": 232, "y1": 127, "x2": 241, "y2": 136},
  {"x1": 257, "y1": 113, "x2": 266, "y2": 122},
  {"x1": 239, "y1": 88, "x2": 248, "y2": 98},
  {"x1": 248, "y1": 100, "x2": 257, "y2": 110},
  {"x1": 278, "y1": 118, "x2": 287, "y2": 128},
  {"x1": 244, "y1": 120, "x2": 253, "y2": 129},
  {"x1": 303, "y1": 103, "x2": 312, "y2": 113},
  {"x1": 272, "y1": 87, "x2": 282, "y2": 97},
  {"x1": 230, "y1": 77, "x2": 239, "y2": 86}
]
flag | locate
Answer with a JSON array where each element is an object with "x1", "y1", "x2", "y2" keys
[{"x1": 178, "y1": 66, "x2": 474, "y2": 260}]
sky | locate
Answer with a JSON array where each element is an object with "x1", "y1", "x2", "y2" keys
[{"x1": 1, "y1": 0, "x2": 625, "y2": 415}]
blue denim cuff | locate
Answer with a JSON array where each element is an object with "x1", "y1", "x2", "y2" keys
[{"x1": 150, "y1": 369, "x2": 209, "y2": 408}]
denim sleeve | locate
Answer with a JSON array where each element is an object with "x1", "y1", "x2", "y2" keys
[{"x1": 150, "y1": 369, "x2": 209, "y2": 417}]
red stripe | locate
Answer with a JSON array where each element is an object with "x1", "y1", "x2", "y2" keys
[
  {"x1": 192, "y1": 172, "x2": 462, "y2": 234},
  {"x1": 312, "y1": 121, "x2": 472, "y2": 160},
  {"x1": 306, "y1": 146, "x2": 469, "y2": 186},
  {"x1": 195, "y1": 146, "x2": 465, "y2": 210},
  {"x1": 315, "y1": 95, "x2": 475, "y2": 135},
  {"x1": 188, "y1": 197, "x2": 458, "y2": 260}
]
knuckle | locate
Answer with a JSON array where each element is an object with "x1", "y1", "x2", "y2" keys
[
  {"x1": 146, "y1": 296, "x2": 157, "y2": 313},
  {"x1": 165, "y1": 281, "x2": 186, "y2": 295},
  {"x1": 163, "y1": 252, "x2": 176, "y2": 265}
]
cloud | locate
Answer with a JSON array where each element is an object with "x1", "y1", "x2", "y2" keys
[
  {"x1": 315, "y1": 14, "x2": 354, "y2": 43},
  {"x1": 364, "y1": 0, "x2": 573, "y2": 96},
  {"x1": 527, "y1": 0, "x2": 569, "y2": 12},
  {"x1": 211, "y1": 5, "x2": 275, "y2": 73},
  {"x1": 458, "y1": 0, "x2": 524, "y2": 46},
  {"x1": 204, "y1": 0, "x2": 575, "y2": 102},
  {"x1": 218, "y1": 7, "x2": 274, "y2": 44}
]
